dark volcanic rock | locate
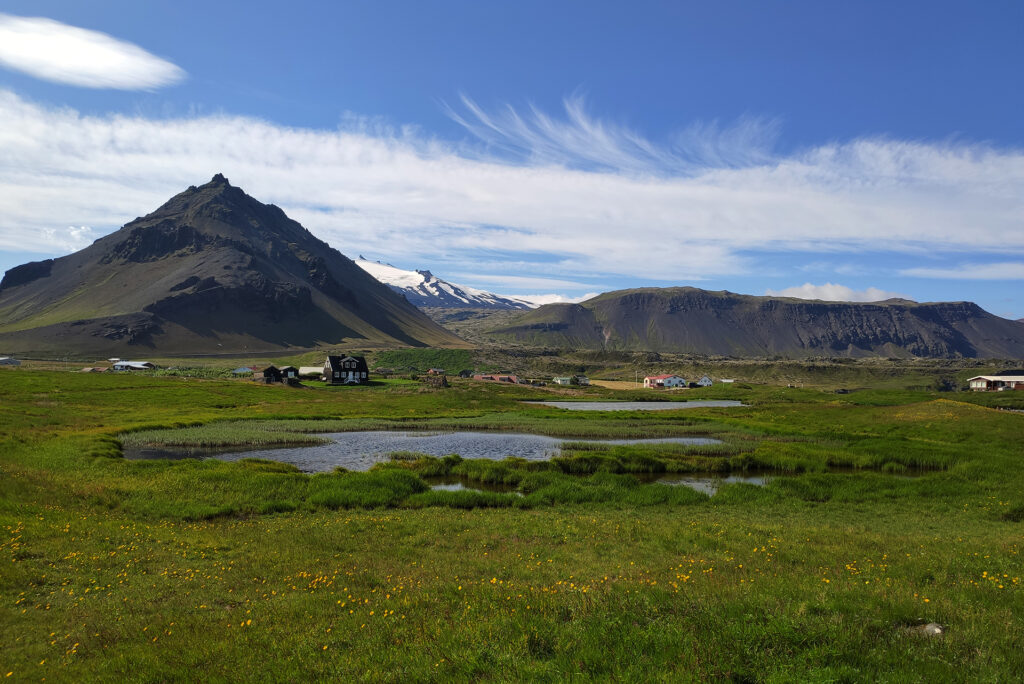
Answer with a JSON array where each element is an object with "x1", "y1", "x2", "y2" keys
[
  {"x1": 0, "y1": 259, "x2": 53, "y2": 290},
  {"x1": 0, "y1": 175, "x2": 463, "y2": 354}
]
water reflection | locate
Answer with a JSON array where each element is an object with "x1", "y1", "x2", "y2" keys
[
  {"x1": 126, "y1": 430, "x2": 720, "y2": 473},
  {"x1": 529, "y1": 400, "x2": 744, "y2": 411}
]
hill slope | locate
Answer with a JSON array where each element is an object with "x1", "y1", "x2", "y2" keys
[
  {"x1": 489, "y1": 287, "x2": 1024, "y2": 358},
  {"x1": 0, "y1": 175, "x2": 464, "y2": 355},
  {"x1": 355, "y1": 258, "x2": 533, "y2": 310}
]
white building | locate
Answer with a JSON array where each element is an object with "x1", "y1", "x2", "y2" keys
[
  {"x1": 112, "y1": 361, "x2": 155, "y2": 371},
  {"x1": 967, "y1": 375, "x2": 1024, "y2": 391},
  {"x1": 696, "y1": 375, "x2": 713, "y2": 387},
  {"x1": 644, "y1": 374, "x2": 686, "y2": 389}
]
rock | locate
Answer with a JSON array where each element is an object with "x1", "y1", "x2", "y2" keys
[{"x1": 903, "y1": 622, "x2": 945, "y2": 637}]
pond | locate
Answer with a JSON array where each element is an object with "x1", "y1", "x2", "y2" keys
[
  {"x1": 528, "y1": 400, "x2": 744, "y2": 411},
  {"x1": 126, "y1": 430, "x2": 721, "y2": 473},
  {"x1": 422, "y1": 473, "x2": 769, "y2": 497}
]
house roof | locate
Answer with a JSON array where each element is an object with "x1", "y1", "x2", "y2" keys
[
  {"x1": 645, "y1": 374, "x2": 682, "y2": 380},
  {"x1": 968, "y1": 375, "x2": 1024, "y2": 382},
  {"x1": 326, "y1": 355, "x2": 367, "y2": 368}
]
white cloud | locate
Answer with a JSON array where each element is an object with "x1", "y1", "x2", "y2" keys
[
  {"x1": 507, "y1": 293, "x2": 601, "y2": 307},
  {"x1": 0, "y1": 91, "x2": 1023, "y2": 294},
  {"x1": 901, "y1": 262, "x2": 1024, "y2": 280},
  {"x1": 38, "y1": 225, "x2": 95, "y2": 252},
  {"x1": 445, "y1": 95, "x2": 780, "y2": 174},
  {"x1": 765, "y1": 283, "x2": 908, "y2": 302},
  {"x1": 0, "y1": 14, "x2": 184, "y2": 90}
]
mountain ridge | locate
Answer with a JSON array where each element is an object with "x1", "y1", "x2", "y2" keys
[
  {"x1": 0, "y1": 175, "x2": 465, "y2": 355},
  {"x1": 355, "y1": 258, "x2": 534, "y2": 310},
  {"x1": 488, "y1": 287, "x2": 1024, "y2": 358}
]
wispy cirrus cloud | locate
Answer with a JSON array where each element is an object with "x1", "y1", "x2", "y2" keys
[
  {"x1": 901, "y1": 262, "x2": 1024, "y2": 280},
  {"x1": 1, "y1": 90, "x2": 1023, "y2": 299},
  {"x1": 444, "y1": 94, "x2": 780, "y2": 174},
  {"x1": 765, "y1": 283, "x2": 908, "y2": 302},
  {"x1": 0, "y1": 13, "x2": 184, "y2": 90}
]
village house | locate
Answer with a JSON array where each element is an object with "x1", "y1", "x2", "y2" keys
[
  {"x1": 967, "y1": 374, "x2": 1024, "y2": 391},
  {"x1": 552, "y1": 377, "x2": 573, "y2": 386},
  {"x1": 324, "y1": 355, "x2": 369, "y2": 385},
  {"x1": 644, "y1": 374, "x2": 687, "y2": 389},
  {"x1": 696, "y1": 375, "x2": 713, "y2": 387},
  {"x1": 253, "y1": 365, "x2": 283, "y2": 384},
  {"x1": 278, "y1": 366, "x2": 299, "y2": 380},
  {"x1": 112, "y1": 361, "x2": 155, "y2": 371}
]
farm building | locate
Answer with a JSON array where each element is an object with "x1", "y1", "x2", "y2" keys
[
  {"x1": 325, "y1": 355, "x2": 369, "y2": 385},
  {"x1": 967, "y1": 375, "x2": 1024, "y2": 391},
  {"x1": 644, "y1": 374, "x2": 686, "y2": 389},
  {"x1": 552, "y1": 377, "x2": 573, "y2": 386},
  {"x1": 696, "y1": 375, "x2": 713, "y2": 387},
  {"x1": 112, "y1": 361, "x2": 155, "y2": 371},
  {"x1": 253, "y1": 366, "x2": 283, "y2": 384},
  {"x1": 279, "y1": 366, "x2": 299, "y2": 380}
]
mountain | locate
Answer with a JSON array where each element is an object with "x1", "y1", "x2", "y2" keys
[
  {"x1": 0, "y1": 175, "x2": 464, "y2": 355},
  {"x1": 488, "y1": 287, "x2": 1024, "y2": 358},
  {"x1": 355, "y1": 258, "x2": 533, "y2": 310}
]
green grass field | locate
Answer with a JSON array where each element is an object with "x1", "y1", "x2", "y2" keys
[{"x1": 1, "y1": 369, "x2": 1022, "y2": 681}]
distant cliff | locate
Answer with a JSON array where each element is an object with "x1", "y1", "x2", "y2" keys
[{"x1": 488, "y1": 287, "x2": 1024, "y2": 358}]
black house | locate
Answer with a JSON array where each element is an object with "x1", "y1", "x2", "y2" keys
[
  {"x1": 253, "y1": 365, "x2": 283, "y2": 384},
  {"x1": 324, "y1": 355, "x2": 369, "y2": 385}
]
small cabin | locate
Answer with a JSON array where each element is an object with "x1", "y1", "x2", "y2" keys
[
  {"x1": 253, "y1": 365, "x2": 283, "y2": 384},
  {"x1": 279, "y1": 365, "x2": 299, "y2": 380},
  {"x1": 324, "y1": 355, "x2": 369, "y2": 385},
  {"x1": 696, "y1": 375, "x2": 713, "y2": 387},
  {"x1": 552, "y1": 377, "x2": 573, "y2": 386}
]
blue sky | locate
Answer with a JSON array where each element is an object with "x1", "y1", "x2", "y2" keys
[{"x1": 0, "y1": 1, "x2": 1022, "y2": 316}]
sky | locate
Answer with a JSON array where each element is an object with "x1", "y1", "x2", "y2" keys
[{"x1": 0, "y1": 1, "x2": 1022, "y2": 316}]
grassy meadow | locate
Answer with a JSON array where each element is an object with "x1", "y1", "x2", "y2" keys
[{"x1": 1, "y1": 367, "x2": 1022, "y2": 681}]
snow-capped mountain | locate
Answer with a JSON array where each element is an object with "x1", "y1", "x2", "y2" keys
[{"x1": 355, "y1": 258, "x2": 535, "y2": 310}]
